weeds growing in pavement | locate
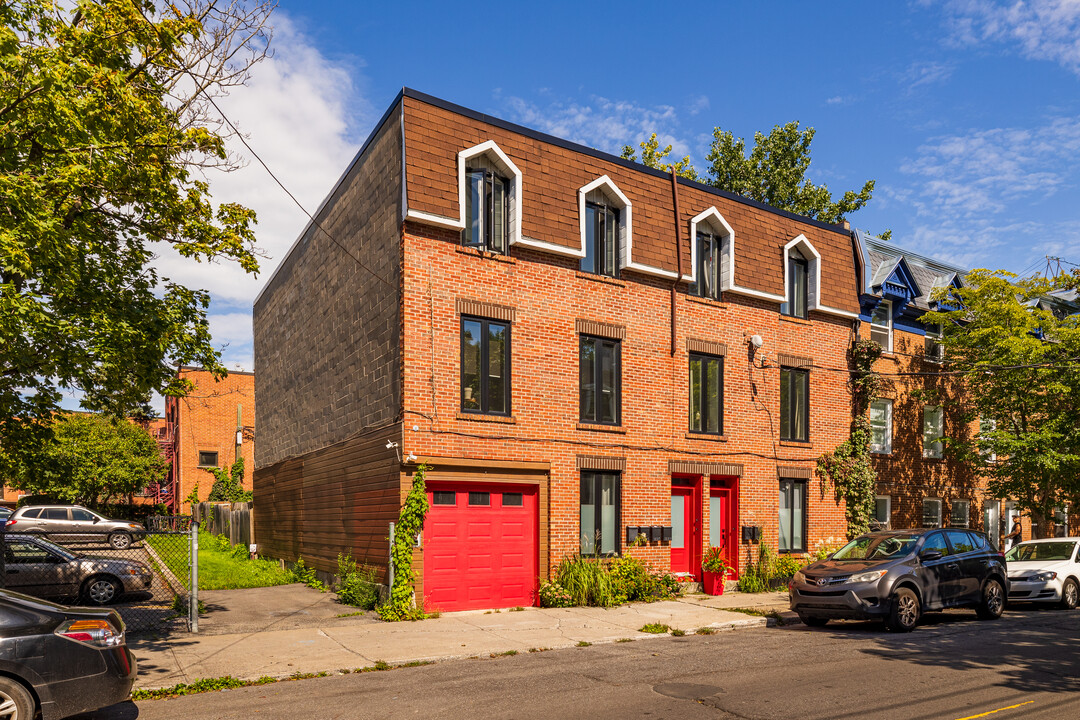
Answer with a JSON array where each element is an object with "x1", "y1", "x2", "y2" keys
[{"x1": 639, "y1": 623, "x2": 670, "y2": 634}]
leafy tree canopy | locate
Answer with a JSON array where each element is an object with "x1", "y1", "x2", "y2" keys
[
  {"x1": 0, "y1": 0, "x2": 272, "y2": 471},
  {"x1": 621, "y1": 122, "x2": 876, "y2": 225},
  {"x1": 923, "y1": 270, "x2": 1080, "y2": 537},
  {"x1": 6, "y1": 413, "x2": 166, "y2": 506}
]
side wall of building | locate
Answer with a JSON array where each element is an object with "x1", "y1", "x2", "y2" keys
[{"x1": 252, "y1": 102, "x2": 405, "y2": 573}]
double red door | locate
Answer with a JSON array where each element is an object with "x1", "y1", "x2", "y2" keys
[{"x1": 422, "y1": 483, "x2": 538, "y2": 612}]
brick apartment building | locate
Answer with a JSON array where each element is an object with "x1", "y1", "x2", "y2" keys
[
  {"x1": 253, "y1": 89, "x2": 863, "y2": 612},
  {"x1": 152, "y1": 367, "x2": 255, "y2": 512}
]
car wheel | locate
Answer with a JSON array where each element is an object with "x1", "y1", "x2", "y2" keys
[
  {"x1": 1060, "y1": 578, "x2": 1079, "y2": 610},
  {"x1": 799, "y1": 615, "x2": 829, "y2": 627},
  {"x1": 976, "y1": 578, "x2": 1005, "y2": 620},
  {"x1": 109, "y1": 532, "x2": 132, "y2": 550},
  {"x1": 886, "y1": 587, "x2": 920, "y2": 632},
  {"x1": 0, "y1": 676, "x2": 35, "y2": 719},
  {"x1": 84, "y1": 575, "x2": 121, "y2": 605}
]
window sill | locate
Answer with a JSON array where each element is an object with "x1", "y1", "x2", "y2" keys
[
  {"x1": 457, "y1": 412, "x2": 517, "y2": 424},
  {"x1": 779, "y1": 315, "x2": 812, "y2": 326},
  {"x1": 686, "y1": 295, "x2": 727, "y2": 309},
  {"x1": 779, "y1": 440, "x2": 812, "y2": 448},
  {"x1": 456, "y1": 246, "x2": 517, "y2": 264},
  {"x1": 685, "y1": 432, "x2": 727, "y2": 443},
  {"x1": 870, "y1": 450, "x2": 892, "y2": 456},
  {"x1": 577, "y1": 422, "x2": 627, "y2": 434},
  {"x1": 575, "y1": 271, "x2": 626, "y2": 288}
]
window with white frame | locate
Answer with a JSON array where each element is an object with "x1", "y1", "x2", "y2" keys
[
  {"x1": 869, "y1": 399, "x2": 893, "y2": 454},
  {"x1": 950, "y1": 500, "x2": 970, "y2": 528},
  {"x1": 691, "y1": 231, "x2": 720, "y2": 300},
  {"x1": 870, "y1": 301, "x2": 893, "y2": 352},
  {"x1": 925, "y1": 323, "x2": 944, "y2": 362},
  {"x1": 979, "y1": 416, "x2": 997, "y2": 462},
  {"x1": 578, "y1": 177, "x2": 629, "y2": 278},
  {"x1": 457, "y1": 141, "x2": 521, "y2": 249},
  {"x1": 922, "y1": 498, "x2": 942, "y2": 528},
  {"x1": 874, "y1": 495, "x2": 891, "y2": 530},
  {"x1": 781, "y1": 247, "x2": 808, "y2": 318},
  {"x1": 922, "y1": 405, "x2": 944, "y2": 459},
  {"x1": 688, "y1": 208, "x2": 733, "y2": 298}
]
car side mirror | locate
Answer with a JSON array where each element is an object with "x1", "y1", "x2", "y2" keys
[
  {"x1": 919, "y1": 550, "x2": 942, "y2": 562},
  {"x1": 92, "y1": 516, "x2": 100, "y2": 523}
]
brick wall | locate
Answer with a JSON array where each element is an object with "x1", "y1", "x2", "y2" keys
[
  {"x1": 253, "y1": 102, "x2": 404, "y2": 469},
  {"x1": 402, "y1": 223, "x2": 855, "y2": 578}
]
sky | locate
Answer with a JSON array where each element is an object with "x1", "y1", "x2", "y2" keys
[{"x1": 120, "y1": 0, "x2": 1080, "y2": 412}]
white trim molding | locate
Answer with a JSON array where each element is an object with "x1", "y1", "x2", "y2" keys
[
  {"x1": 578, "y1": 175, "x2": 631, "y2": 270},
  {"x1": 688, "y1": 207, "x2": 735, "y2": 285},
  {"x1": 461, "y1": 140, "x2": 523, "y2": 244},
  {"x1": 783, "y1": 234, "x2": 822, "y2": 312}
]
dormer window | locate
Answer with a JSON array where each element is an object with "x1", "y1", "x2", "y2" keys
[
  {"x1": 583, "y1": 201, "x2": 619, "y2": 277},
  {"x1": 463, "y1": 167, "x2": 509, "y2": 253},
  {"x1": 782, "y1": 247, "x2": 808, "y2": 318},
  {"x1": 691, "y1": 231, "x2": 720, "y2": 300}
]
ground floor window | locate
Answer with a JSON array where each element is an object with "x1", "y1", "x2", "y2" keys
[
  {"x1": 778, "y1": 478, "x2": 806, "y2": 553},
  {"x1": 581, "y1": 472, "x2": 620, "y2": 556},
  {"x1": 874, "y1": 495, "x2": 891, "y2": 530},
  {"x1": 923, "y1": 498, "x2": 942, "y2": 528},
  {"x1": 950, "y1": 500, "x2": 970, "y2": 528}
]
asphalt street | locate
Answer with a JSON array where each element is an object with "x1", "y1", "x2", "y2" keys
[{"x1": 79, "y1": 606, "x2": 1080, "y2": 720}]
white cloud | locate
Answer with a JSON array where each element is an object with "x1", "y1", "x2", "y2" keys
[
  {"x1": 151, "y1": 14, "x2": 368, "y2": 368},
  {"x1": 939, "y1": 0, "x2": 1080, "y2": 75},
  {"x1": 903, "y1": 60, "x2": 955, "y2": 90},
  {"x1": 500, "y1": 93, "x2": 692, "y2": 158}
]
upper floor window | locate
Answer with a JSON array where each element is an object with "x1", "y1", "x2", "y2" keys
[
  {"x1": 582, "y1": 202, "x2": 619, "y2": 277},
  {"x1": 689, "y1": 353, "x2": 723, "y2": 435},
  {"x1": 781, "y1": 247, "x2": 808, "y2": 318},
  {"x1": 580, "y1": 336, "x2": 621, "y2": 425},
  {"x1": 979, "y1": 416, "x2": 997, "y2": 462},
  {"x1": 922, "y1": 405, "x2": 944, "y2": 459},
  {"x1": 463, "y1": 168, "x2": 509, "y2": 253},
  {"x1": 925, "y1": 323, "x2": 944, "y2": 362},
  {"x1": 780, "y1": 367, "x2": 809, "y2": 442},
  {"x1": 869, "y1": 399, "x2": 892, "y2": 454},
  {"x1": 198, "y1": 451, "x2": 218, "y2": 467},
  {"x1": 461, "y1": 316, "x2": 510, "y2": 415},
  {"x1": 870, "y1": 301, "x2": 892, "y2": 352},
  {"x1": 691, "y1": 232, "x2": 720, "y2": 299}
]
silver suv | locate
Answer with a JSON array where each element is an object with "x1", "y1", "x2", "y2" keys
[{"x1": 6, "y1": 505, "x2": 146, "y2": 550}]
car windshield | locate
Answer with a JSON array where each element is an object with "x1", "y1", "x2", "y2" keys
[
  {"x1": 1006, "y1": 542, "x2": 1076, "y2": 562},
  {"x1": 831, "y1": 534, "x2": 920, "y2": 561}
]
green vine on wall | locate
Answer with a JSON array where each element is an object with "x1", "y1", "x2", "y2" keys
[
  {"x1": 817, "y1": 339, "x2": 884, "y2": 538},
  {"x1": 378, "y1": 463, "x2": 430, "y2": 621}
]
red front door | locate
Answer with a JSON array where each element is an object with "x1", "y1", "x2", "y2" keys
[
  {"x1": 670, "y1": 486, "x2": 694, "y2": 575},
  {"x1": 423, "y1": 483, "x2": 538, "y2": 612},
  {"x1": 709, "y1": 480, "x2": 739, "y2": 579}
]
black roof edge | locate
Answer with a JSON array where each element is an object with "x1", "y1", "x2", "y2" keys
[{"x1": 402, "y1": 87, "x2": 851, "y2": 236}]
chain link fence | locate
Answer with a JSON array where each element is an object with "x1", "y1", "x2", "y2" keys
[{"x1": 1, "y1": 523, "x2": 197, "y2": 635}]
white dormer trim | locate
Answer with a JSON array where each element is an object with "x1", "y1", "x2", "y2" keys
[
  {"x1": 578, "y1": 176, "x2": 632, "y2": 269},
  {"x1": 688, "y1": 207, "x2": 735, "y2": 285},
  {"x1": 784, "y1": 234, "x2": 822, "y2": 312}
]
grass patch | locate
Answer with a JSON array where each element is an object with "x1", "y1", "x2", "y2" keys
[
  {"x1": 334, "y1": 611, "x2": 366, "y2": 619},
  {"x1": 640, "y1": 623, "x2": 670, "y2": 634},
  {"x1": 490, "y1": 650, "x2": 518, "y2": 657},
  {"x1": 695, "y1": 627, "x2": 717, "y2": 635},
  {"x1": 147, "y1": 531, "x2": 294, "y2": 591},
  {"x1": 510, "y1": 606, "x2": 525, "y2": 612},
  {"x1": 725, "y1": 607, "x2": 787, "y2": 625},
  {"x1": 616, "y1": 638, "x2": 634, "y2": 643},
  {"x1": 671, "y1": 629, "x2": 686, "y2": 637},
  {"x1": 528, "y1": 647, "x2": 550, "y2": 653},
  {"x1": 576, "y1": 640, "x2": 591, "y2": 647}
]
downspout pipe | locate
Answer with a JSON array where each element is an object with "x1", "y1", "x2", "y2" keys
[{"x1": 670, "y1": 169, "x2": 683, "y2": 356}]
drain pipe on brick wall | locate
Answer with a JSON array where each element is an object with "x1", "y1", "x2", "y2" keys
[{"x1": 669, "y1": 168, "x2": 683, "y2": 357}]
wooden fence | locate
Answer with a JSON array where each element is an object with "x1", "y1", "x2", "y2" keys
[{"x1": 193, "y1": 501, "x2": 255, "y2": 549}]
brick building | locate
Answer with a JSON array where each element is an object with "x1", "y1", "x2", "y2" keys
[
  {"x1": 154, "y1": 367, "x2": 256, "y2": 512},
  {"x1": 253, "y1": 89, "x2": 863, "y2": 612}
]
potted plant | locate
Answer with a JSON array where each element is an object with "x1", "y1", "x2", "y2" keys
[{"x1": 701, "y1": 546, "x2": 732, "y2": 596}]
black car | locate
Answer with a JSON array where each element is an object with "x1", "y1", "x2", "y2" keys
[
  {"x1": 790, "y1": 528, "x2": 1008, "y2": 632},
  {"x1": 0, "y1": 589, "x2": 136, "y2": 719}
]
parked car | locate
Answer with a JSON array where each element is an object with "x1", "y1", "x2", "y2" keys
[
  {"x1": 3, "y1": 534, "x2": 153, "y2": 605},
  {"x1": 0, "y1": 588, "x2": 136, "y2": 719},
  {"x1": 1004, "y1": 537, "x2": 1080, "y2": 608},
  {"x1": 5, "y1": 505, "x2": 146, "y2": 549},
  {"x1": 0, "y1": 508, "x2": 12, "y2": 521},
  {"x1": 790, "y1": 528, "x2": 1008, "y2": 632}
]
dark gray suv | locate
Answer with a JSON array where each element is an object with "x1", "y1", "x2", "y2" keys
[{"x1": 790, "y1": 528, "x2": 1008, "y2": 632}]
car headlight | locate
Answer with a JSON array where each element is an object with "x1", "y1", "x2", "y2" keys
[
  {"x1": 1033, "y1": 571, "x2": 1058, "y2": 581},
  {"x1": 793, "y1": 570, "x2": 806, "y2": 584},
  {"x1": 847, "y1": 570, "x2": 887, "y2": 584},
  {"x1": 124, "y1": 567, "x2": 141, "y2": 576}
]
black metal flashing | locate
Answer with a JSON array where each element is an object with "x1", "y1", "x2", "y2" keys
[{"x1": 401, "y1": 87, "x2": 850, "y2": 236}]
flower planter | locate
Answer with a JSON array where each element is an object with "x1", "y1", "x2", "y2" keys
[{"x1": 701, "y1": 570, "x2": 727, "y2": 596}]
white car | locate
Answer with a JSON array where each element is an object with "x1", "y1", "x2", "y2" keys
[{"x1": 1005, "y1": 537, "x2": 1080, "y2": 608}]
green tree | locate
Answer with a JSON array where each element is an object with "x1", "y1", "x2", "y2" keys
[
  {"x1": 205, "y1": 456, "x2": 250, "y2": 502},
  {"x1": 620, "y1": 133, "x2": 698, "y2": 180},
  {"x1": 7, "y1": 413, "x2": 167, "y2": 506},
  {"x1": 922, "y1": 270, "x2": 1080, "y2": 538},
  {"x1": 0, "y1": 0, "x2": 272, "y2": 473},
  {"x1": 621, "y1": 122, "x2": 876, "y2": 225}
]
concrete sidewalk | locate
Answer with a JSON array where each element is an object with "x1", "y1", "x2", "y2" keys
[{"x1": 131, "y1": 589, "x2": 793, "y2": 689}]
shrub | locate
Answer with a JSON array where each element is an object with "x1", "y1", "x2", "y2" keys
[
  {"x1": 291, "y1": 557, "x2": 327, "y2": 592},
  {"x1": 555, "y1": 555, "x2": 617, "y2": 607},
  {"x1": 773, "y1": 554, "x2": 803, "y2": 579},
  {"x1": 538, "y1": 581, "x2": 574, "y2": 608},
  {"x1": 336, "y1": 554, "x2": 379, "y2": 610}
]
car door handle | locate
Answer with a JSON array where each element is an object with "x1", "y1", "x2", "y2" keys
[{"x1": 946, "y1": 563, "x2": 959, "y2": 570}]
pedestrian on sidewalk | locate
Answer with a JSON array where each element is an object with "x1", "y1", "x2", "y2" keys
[{"x1": 1005, "y1": 516, "x2": 1022, "y2": 549}]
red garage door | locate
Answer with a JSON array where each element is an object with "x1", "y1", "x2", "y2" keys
[{"x1": 422, "y1": 482, "x2": 539, "y2": 612}]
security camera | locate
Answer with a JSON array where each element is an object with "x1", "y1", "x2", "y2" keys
[
  {"x1": 385, "y1": 440, "x2": 398, "y2": 450},
  {"x1": 406, "y1": 452, "x2": 418, "y2": 462}
]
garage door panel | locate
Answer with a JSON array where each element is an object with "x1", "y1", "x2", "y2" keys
[{"x1": 423, "y1": 483, "x2": 539, "y2": 612}]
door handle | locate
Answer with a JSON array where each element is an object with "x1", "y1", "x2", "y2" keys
[{"x1": 946, "y1": 563, "x2": 959, "y2": 570}]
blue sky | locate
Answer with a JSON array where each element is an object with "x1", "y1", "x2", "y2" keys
[{"x1": 108, "y1": 0, "x2": 1080, "y2": 412}]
